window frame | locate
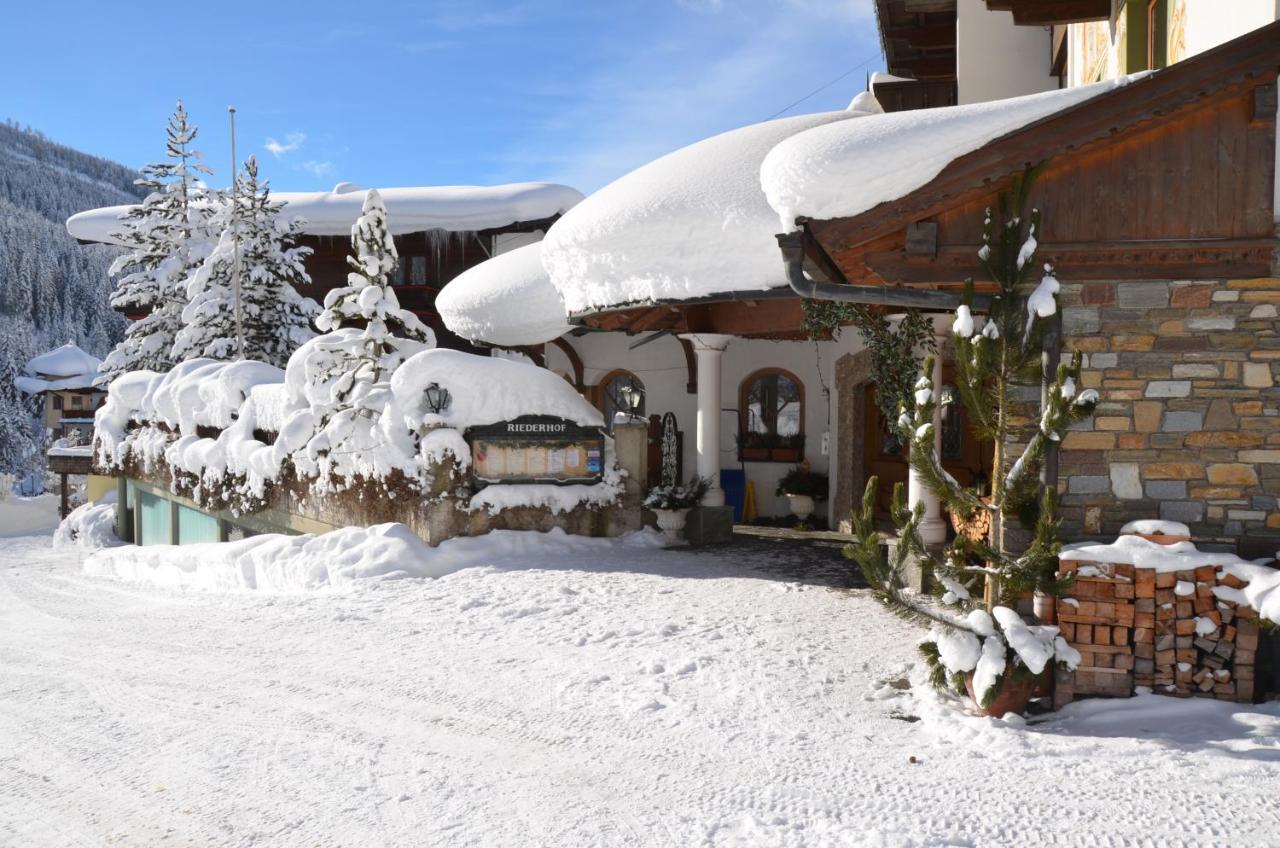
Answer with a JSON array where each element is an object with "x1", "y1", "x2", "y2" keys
[{"x1": 738, "y1": 368, "x2": 805, "y2": 463}]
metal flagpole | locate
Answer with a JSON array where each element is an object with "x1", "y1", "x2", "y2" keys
[{"x1": 229, "y1": 106, "x2": 245, "y2": 360}]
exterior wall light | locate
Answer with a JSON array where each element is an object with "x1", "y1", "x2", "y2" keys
[{"x1": 425, "y1": 383, "x2": 452, "y2": 414}]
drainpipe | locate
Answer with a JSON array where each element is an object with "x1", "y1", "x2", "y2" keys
[{"x1": 777, "y1": 231, "x2": 991, "y2": 311}]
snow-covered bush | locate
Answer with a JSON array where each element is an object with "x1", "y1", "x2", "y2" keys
[
  {"x1": 643, "y1": 477, "x2": 708, "y2": 511},
  {"x1": 54, "y1": 493, "x2": 122, "y2": 551}
]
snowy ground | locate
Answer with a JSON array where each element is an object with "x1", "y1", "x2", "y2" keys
[{"x1": 2, "y1": 512, "x2": 1279, "y2": 846}]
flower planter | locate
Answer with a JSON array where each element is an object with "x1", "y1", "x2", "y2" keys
[
  {"x1": 740, "y1": 448, "x2": 770, "y2": 462},
  {"x1": 771, "y1": 448, "x2": 802, "y2": 463},
  {"x1": 964, "y1": 665, "x2": 1050, "y2": 717},
  {"x1": 785, "y1": 493, "x2": 816, "y2": 522},
  {"x1": 653, "y1": 507, "x2": 691, "y2": 544}
]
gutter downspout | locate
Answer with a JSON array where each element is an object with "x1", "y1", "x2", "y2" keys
[{"x1": 777, "y1": 231, "x2": 991, "y2": 311}]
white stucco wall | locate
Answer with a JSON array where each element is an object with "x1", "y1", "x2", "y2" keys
[
  {"x1": 956, "y1": 0, "x2": 1058, "y2": 105},
  {"x1": 1181, "y1": 0, "x2": 1276, "y2": 58},
  {"x1": 545, "y1": 332, "x2": 863, "y2": 523}
]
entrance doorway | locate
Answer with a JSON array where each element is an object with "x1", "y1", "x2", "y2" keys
[{"x1": 861, "y1": 368, "x2": 991, "y2": 520}]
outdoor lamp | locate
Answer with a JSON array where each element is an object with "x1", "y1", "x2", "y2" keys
[
  {"x1": 619, "y1": 383, "x2": 642, "y2": 414},
  {"x1": 939, "y1": 384, "x2": 957, "y2": 421},
  {"x1": 425, "y1": 383, "x2": 451, "y2": 414}
]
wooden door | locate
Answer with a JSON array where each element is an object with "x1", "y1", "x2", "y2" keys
[{"x1": 861, "y1": 369, "x2": 991, "y2": 519}]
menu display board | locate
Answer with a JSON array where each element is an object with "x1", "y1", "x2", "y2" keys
[{"x1": 468, "y1": 416, "x2": 606, "y2": 486}]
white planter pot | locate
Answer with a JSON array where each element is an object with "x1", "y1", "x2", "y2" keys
[
  {"x1": 654, "y1": 508, "x2": 691, "y2": 544},
  {"x1": 786, "y1": 494, "x2": 816, "y2": 521}
]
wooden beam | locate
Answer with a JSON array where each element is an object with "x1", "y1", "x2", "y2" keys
[
  {"x1": 1012, "y1": 1, "x2": 1109, "y2": 25},
  {"x1": 858, "y1": 239, "x2": 1279, "y2": 285},
  {"x1": 888, "y1": 55, "x2": 956, "y2": 80},
  {"x1": 548, "y1": 337, "x2": 584, "y2": 391},
  {"x1": 882, "y1": 24, "x2": 956, "y2": 48},
  {"x1": 986, "y1": 0, "x2": 1109, "y2": 24},
  {"x1": 903, "y1": 0, "x2": 955, "y2": 11}
]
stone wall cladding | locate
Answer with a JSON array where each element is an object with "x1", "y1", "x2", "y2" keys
[{"x1": 1057, "y1": 278, "x2": 1280, "y2": 556}]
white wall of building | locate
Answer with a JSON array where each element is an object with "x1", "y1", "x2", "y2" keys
[
  {"x1": 956, "y1": 0, "x2": 1058, "y2": 105},
  {"x1": 1181, "y1": 0, "x2": 1276, "y2": 58},
  {"x1": 545, "y1": 331, "x2": 864, "y2": 523}
]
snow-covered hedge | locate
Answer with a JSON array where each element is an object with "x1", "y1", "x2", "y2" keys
[{"x1": 93, "y1": 347, "x2": 621, "y2": 517}]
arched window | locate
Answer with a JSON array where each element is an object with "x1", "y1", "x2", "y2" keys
[
  {"x1": 598, "y1": 370, "x2": 645, "y2": 432},
  {"x1": 739, "y1": 369, "x2": 804, "y2": 462}
]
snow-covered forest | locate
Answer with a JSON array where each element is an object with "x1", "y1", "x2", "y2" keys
[{"x1": 0, "y1": 120, "x2": 139, "y2": 475}]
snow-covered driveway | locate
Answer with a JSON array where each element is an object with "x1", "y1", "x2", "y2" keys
[{"x1": 2, "y1": 529, "x2": 1279, "y2": 847}]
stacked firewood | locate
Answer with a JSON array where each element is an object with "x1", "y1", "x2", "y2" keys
[{"x1": 1056, "y1": 560, "x2": 1259, "y2": 704}]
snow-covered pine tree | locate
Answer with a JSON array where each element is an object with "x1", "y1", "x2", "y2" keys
[
  {"x1": 844, "y1": 166, "x2": 1099, "y2": 711},
  {"x1": 292, "y1": 189, "x2": 434, "y2": 488},
  {"x1": 0, "y1": 320, "x2": 40, "y2": 476},
  {"x1": 173, "y1": 156, "x2": 318, "y2": 367},
  {"x1": 99, "y1": 102, "x2": 217, "y2": 382}
]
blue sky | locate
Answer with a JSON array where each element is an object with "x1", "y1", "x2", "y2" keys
[{"x1": 4, "y1": 0, "x2": 882, "y2": 194}]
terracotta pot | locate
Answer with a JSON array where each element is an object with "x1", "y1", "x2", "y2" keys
[
  {"x1": 740, "y1": 448, "x2": 769, "y2": 462},
  {"x1": 653, "y1": 508, "x2": 690, "y2": 544},
  {"x1": 772, "y1": 448, "x2": 802, "y2": 462},
  {"x1": 964, "y1": 665, "x2": 1050, "y2": 717}
]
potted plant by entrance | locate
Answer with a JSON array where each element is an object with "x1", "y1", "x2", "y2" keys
[
  {"x1": 644, "y1": 476, "x2": 709, "y2": 544},
  {"x1": 775, "y1": 464, "x2": 829, "y2": 526}
]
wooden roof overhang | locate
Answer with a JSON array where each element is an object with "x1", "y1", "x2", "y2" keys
[
  {"x1": 798, "y1": 20, "x2": 1280, "y2": 293},
  {"x1": 873, "y1": 0, "x2": 958, "y2": 113},
  {"x1": 570, "y1": 287, "x2": 810, "y2": 340},
  {"x1": 984, "y1": 0, "x2": 1109, "y2": 26}
]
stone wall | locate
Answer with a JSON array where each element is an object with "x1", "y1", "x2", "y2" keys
[{"x1": 1057, "y1": 277, "x2": 1280, "y2": 557}]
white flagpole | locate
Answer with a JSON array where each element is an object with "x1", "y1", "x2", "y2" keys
[{"x1": 229, "y1": 105, "x2": 245, "y2": 360}]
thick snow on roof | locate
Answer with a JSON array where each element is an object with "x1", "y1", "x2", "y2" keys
[
  {"x1": 541, "y1": 106, "x2": 872, "y2": 314},
  {"x1": 26, "y1": 342, "x2": 101, "y2": 378},
  {"x1": 760, "y1": 75, "x2": 1147, "y2": 231},
  {"x1": 66, "y1": 182, "x2": 584, "y2": 245},
  {"x1": 437, "y1": 242, "x2": 571, "y2": 347}
]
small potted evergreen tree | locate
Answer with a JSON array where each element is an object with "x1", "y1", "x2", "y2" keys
[{"x1": 644, "y1": 477, "x2": 709, "y2": 544}]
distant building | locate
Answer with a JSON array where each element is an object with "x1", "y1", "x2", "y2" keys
[
  {"x1": 65, "y1": 182, "x2": 583, "y2": 352},
  {"x1": 15, "y1": 342, "x2": 106, "y2": 443}
]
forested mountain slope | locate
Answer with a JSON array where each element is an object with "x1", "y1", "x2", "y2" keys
[{"x1": 0, "y1": 120, "x2": 141, "y2": 474}]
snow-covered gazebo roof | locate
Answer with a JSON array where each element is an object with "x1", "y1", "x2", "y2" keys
[
  {"x1": 15, "y1": 342, "x2": 103, "y2": 394},
  {"x1": 436, "y1": 242, "x2": 571, "y2": 347},
  {"x1": 760, "y1": 76, "x2": 1144, "y2": 231},
  {"x1": 541, "y1": 95, "x2": 880, "y2": 316},
  {"x1": 66, "y1": 182, "x2": 584, "y2": 246}
]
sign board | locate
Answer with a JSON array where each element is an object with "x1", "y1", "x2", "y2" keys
[{"x1": 467, "y1": 415, "x2": 605, "y2": 487}]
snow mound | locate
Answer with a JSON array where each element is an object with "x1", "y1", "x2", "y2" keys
[
  {"x1": 541, "y1": 107, "x2": 868, "y2": 314},
  {"x1": 388, "y1": 348, "x2": 603, "y2": 432},
  {"x1": 53, "y1": 494, "x2": 122, "y2": 551},
  {"x1": 436, "y1": 242, "x2": 571, "y2": 346},
  {"x1": 67, "y1": 182, "x2": 585, "y2": 244},
  {"x1": 760, "y1": 74, "x2": 1147, "y2": 230},
  {"x1": 84, "y1": 525, "x2": 663, "y2": 592}
]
